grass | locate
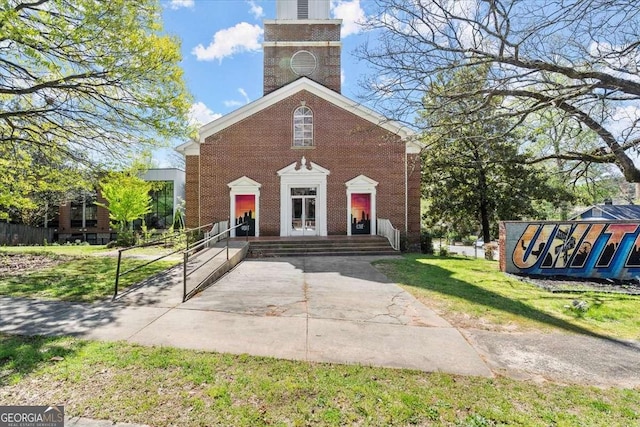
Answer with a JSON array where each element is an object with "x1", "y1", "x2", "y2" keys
[
  {"x1": 375, "y1": 254, "x2": 640, "y2": 340},
  {"x1": 0, "y1": 334, "x2": 638, "y2": 426},
  {"x1": 0, "y1": 244, "x2": 110, "y2": 255},
  {"x1": 0, "y1": 253, "x2": 178, "y2": 302}
]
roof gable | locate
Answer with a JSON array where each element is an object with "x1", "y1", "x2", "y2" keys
[
  {"x1": 199, "y1": 78, "x2": 415, "y2": 144},
  {"x1": 572, "y1": 204, "x2": 640, "y2": 220}
]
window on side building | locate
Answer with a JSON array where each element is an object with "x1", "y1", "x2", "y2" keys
[{"x1": 146, "y1": 181, "x2": 174, "y2": 229}]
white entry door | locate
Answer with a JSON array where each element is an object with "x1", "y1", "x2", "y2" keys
[
  {"x1": 290, "y1": 187, "x2": 317, "y2": 236},
  {"x1": 278, "y1": 158, "x2": 329, "y2": 236}
]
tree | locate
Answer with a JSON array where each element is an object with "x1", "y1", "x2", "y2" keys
[
  {"x1": 523, "y1": 109, "x2": 620, "y2": 218},
  {"x1": 1, "y1": 0, "x2": 191, "y2": 215},
  {"x1": 0, "y1": 142, "x2": 89, "y2": 221},
  {"x1": 97, "y1": 173, "x2": 152, "y2": 235},
  {"x1": 421, "y1": 67, "x2": 571, "y2": 242},
  {"x1": 357, "y1": 0, "x2": 640, "y2": 182}
]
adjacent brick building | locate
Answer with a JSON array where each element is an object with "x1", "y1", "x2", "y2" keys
[
  {"x1": 56, "y1": 168, "x2": 185, "y2": 244},
  {"x1": 177, "y1": 0, "x2": 421, "y2": 245}
]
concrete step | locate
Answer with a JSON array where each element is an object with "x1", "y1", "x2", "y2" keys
[
  {"x1": 246, "y1": 236, "x2": 398, "y2": 257},
  {"x1": 250, "y1": 250, "x2": 399, "y2": 257}
]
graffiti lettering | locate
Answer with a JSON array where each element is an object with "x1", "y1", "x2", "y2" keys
[
  {"x1": 512, "y1": 224, "x2": 555, "y2": 269},
  {"x1": 508, "y1": 222, "x2": 640, "y2": 280}
]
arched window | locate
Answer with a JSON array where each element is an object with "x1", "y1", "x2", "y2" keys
[{"x1": 293, "y1": 106, "x2": 313, "y2": 147}]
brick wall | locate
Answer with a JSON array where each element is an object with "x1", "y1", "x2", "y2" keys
[
  {"x1": 406, "y1": 153, "x2": 422, "y2": 247},
  {"x1": 263, "y1": 22, "x2": 341, "y2": 94},
  {"x1": 264, "y1": 23, "x2": 340, "y2": 42},
  {"x1": 58, "y1": 190, "x2": 110, "y2": 234},
  {"x1": 194, "y1": 90, "x2": 420, "y2": 238},
  {"x1": 185, "y1": 155, "x2": 200, "y2": 228}
]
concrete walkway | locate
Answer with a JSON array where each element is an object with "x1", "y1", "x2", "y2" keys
[
  {"x1": 0, "y1": 256, "x2": 491, "y2": 377},
  {"x1": 2, "y1": 255, "x2": 640, "y2": 388}
]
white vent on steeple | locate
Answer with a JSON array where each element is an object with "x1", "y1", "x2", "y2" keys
[
  {"x1": 291, "y1": 50, "x2": 317, "y2": 76},
  {"x1": 297, "y1": 0, "x2": 308, "y2": 18}
]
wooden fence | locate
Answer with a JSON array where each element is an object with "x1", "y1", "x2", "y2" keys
[{"x1": 0, "y1": 223, "x2": 55, "y2": 246}]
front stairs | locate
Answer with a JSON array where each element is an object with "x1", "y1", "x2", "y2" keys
[{"x1": 244, "y1": 235, "x2": 398, "y2": 257}]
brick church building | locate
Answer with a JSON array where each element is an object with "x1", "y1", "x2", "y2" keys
[{"x1": 177, "y1": 0, "x2": 421, "y2": 245}]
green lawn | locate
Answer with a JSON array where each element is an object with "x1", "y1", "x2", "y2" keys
[
  {"x1": 0, "y1": 253, "x2": 178, "y2": 302},
  {"x1": 0, "y1": 243, "x2": 181, "y2": 257},
  {"x1": 0, "y1": 244, "x2": 110, "y2": 255},
  {"x1": 375, "y1": 255, "x2": 640, "y2": 340},
  {"x1": 0, "y1": 334, "x2": 637, "y2": 426}
]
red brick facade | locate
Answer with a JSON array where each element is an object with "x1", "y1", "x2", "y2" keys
[
  {"x1": 183, "y1": 2, "x2": 421, "y2": 246},
  {"x1": 185, "y1": 89, "x2": 421, "y2": 243},
  {"x1": 57, "y1": 191, "x2": 112, "y2": 243}
]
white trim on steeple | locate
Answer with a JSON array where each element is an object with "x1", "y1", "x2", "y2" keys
[{"x1": 263, "y1": 41, "x2": 342, "y2": 47}]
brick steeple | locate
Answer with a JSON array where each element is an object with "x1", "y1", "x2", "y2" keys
[{"x1": 263, "y1": 0, "x2": 342, "y2": 95}]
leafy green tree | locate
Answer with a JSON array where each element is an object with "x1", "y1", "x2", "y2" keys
[
  {"x1": 97, "y1": 173, "x2": 152, "y2": 234},
  {"x1": 523, "y1": 109, "x2": 621, "y2": 218},
  {"x1": 0, "y1": 143, "x2": 89, "y2": 221},
  {"x1": 0, "y1": 0, "x2": 191, "y2": 216},
  {"x1": 421, "y1": 68, "x2": 571, "y2": 242}
]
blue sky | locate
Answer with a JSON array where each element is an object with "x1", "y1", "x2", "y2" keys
[
  {"x1": 157, "y1": 0, "x2": 640, "y2": 172},
  {"x1": 160, "y1": 0, "x2": 370, "y2": 143}
]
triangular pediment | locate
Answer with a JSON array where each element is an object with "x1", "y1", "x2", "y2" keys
[
  {"x1": 345, "y1": 174, "x2": 378, "y2": 188},
  {"x1": 199, "y1": 78, "x2": 415, "y2": 143},
  {"x1": 277, "y1": 157, "x2": 330, "y2": 176},
  {"x1": 228, "y1": 176, "x2": 262, "y2": 189}
]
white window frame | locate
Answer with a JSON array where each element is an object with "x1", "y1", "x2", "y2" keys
[{"x1": 293, "y1": 106, "x2": 313, "y2": 147}]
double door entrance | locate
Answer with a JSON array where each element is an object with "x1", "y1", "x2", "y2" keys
[{"x1": 290, "y1": 187, "x2": 316, "y2": 235}]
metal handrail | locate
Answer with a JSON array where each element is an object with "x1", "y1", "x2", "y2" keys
[
  {"x1": 377, "y1": 218, "x2": 400, "y2": 251},
  {"x1": 182, "y1": 220, "x2": 247, "y2": 302},
  {"x1": 112, "y1": 223, "x2": 213, "y2": 300}
]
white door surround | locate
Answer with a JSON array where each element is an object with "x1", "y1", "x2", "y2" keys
[
  {"x1": 228, "y1": 176, "x2": 261, "y2": 237},
  {"x1": 346, "y1": 174, "x2": 378, "y2": 236},
  {"x1": 277, "y1": 156, "x2": 330, "y2": 236}
]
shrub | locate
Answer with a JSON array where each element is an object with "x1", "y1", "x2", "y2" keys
[
  {"x1": 115, "y1": 230, "x2": 136, "y2": 247},
  {"x1": 462, "y1": 236, "x2": 476, "y2": 246},
  {"x1": 484, "y1": 242, "x2": 498, "y2": 261},
  {"x1": 420, "y1": 231, "x2": 434, "y2": 254}
]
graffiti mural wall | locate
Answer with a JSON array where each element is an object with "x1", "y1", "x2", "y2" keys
[{"x1": 501, "y1": 221, "x2": 640, "y2": 280}]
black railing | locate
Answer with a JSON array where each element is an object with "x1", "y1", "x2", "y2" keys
[
  {"x1": 112, "y1": 223, "x2": 213, "y2": 300},
  {"x1": 182, "y1": 220, "x2": 246, "y2": 302}
]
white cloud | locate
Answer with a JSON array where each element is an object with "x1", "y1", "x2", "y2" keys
[
  {"x1": 169, "y1": 0, "x2": 194, "y2": 10},
  {"x1": 247, "y1": 0, "x2": 264, "y2": 19},
  {"x1": 238, "y1": 88, "x2": 250, "y2": 104},
  {"x1": 224, "y1": 88, "x2": 252, "y2": 108},
  {"x1": 188, "y1": 102, "x2": 222, "y2": 126},
  {"x1": 331, "y1": 0, "x2": 365, "y2": 37},
  {"x1": 192, "y1": 22, "x2": 264, "y2": 62}
]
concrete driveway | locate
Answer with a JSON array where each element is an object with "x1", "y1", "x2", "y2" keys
[{"x1": 131, "y1": 256, "x2": 492, "y2": 376}]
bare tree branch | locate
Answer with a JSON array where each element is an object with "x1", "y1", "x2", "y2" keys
[{"x1": 357, "y1": 0, "x2": 640, "y2": 181}]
